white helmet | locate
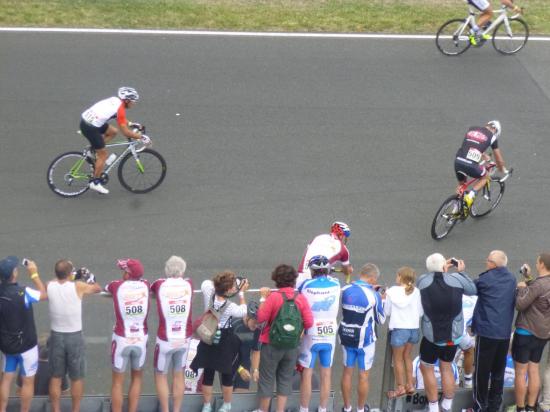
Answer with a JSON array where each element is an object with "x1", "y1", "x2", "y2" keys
[
  {"x1": 118, "y1": 87, "x2": 139, "y2": 102},
  {"x1": 487, "y1": 120, "x2": 501, "y2": 138}
]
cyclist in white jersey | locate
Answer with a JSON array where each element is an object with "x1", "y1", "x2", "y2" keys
[
  {"x1": 298, "y1": 255, "x2": 341, "y2": 412},
  {"x1": 150, "y1": 256, "x2": 193, "y2": 412},
  {"x1": 105, "y1": 258, "x2": 150, "y2": 412},
  {"x1": 298, "y1": 221, "x2": 352, "y2": 285},
  {"x1": 80, "y1": 87, "x2": 148, "y2": 194}
]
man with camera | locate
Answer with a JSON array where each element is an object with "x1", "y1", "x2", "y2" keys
[
  {"x1": 513, "y1": 253, "x2": 550, "y2": 412},
  {"x1": 0, "y1": 256, "x2": 47, "y2": 412},
  {"x1": 471, "y1": 250, "x2": 516, "y2": 412},
  {"x1": 46, "y1": 260, "x2": 101, "y2": 412},
  {"x1": 417, "y1": 254, "x2": 477, "y2": 412}
]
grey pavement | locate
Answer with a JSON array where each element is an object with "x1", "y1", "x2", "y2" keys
[{"x1": 1, "y1": 32, "x2": 550, "y2": 404}]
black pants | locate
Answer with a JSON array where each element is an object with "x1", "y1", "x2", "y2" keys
[{"x1": 473, "y1": 336, "x2": 510, "y2": 412}]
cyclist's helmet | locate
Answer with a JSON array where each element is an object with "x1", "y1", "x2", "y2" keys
[
  {"x1": 486, "y1": 120, "x2": 502, "y2": 138},
  {"x1": 308, "y1": 255, "x2": 331, "y2": 276},
  {"x1": 118, "y1": 86, "x2": 140, "y2": 102},
  {"x1": 330, "y1": 221, "x2": 351, "y2": 239},
  {"x1": 247, "y1": 300, "x2": 259, "y2": 320}
]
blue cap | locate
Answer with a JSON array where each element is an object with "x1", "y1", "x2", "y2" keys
[{"x1": 0, "y1": 256, "x2": 19, "y2": 281}]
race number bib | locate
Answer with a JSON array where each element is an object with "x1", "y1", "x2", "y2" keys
[
  {"x1": 466, "y1": 148, "x2": 482, "y2": 163},
  {"x1": 121, "y1": 291, "x2": 147, "y2": 337},
  {"x1": 312, "y1": 319, "x2": 337, "y2": 339},
  {"x1": 82, "y1": 109, "x2": 99, "y2": 125}
]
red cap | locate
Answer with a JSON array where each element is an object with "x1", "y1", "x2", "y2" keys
[{"x1": 117, "y1": 258, "x2": 144, "y2": 279}]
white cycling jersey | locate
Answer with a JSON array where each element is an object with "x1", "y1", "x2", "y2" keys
[
  {"x1": 81, "y1": 96, "x2": 124, "y2": 127},
  {"x1": 297, "y1": 233, "x2": 350, "y2": 284}
]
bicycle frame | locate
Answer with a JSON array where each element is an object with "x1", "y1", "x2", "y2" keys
[
  {"x1": 83, "y1": 140, "x2": 147, "y2": 176},
  {"x1": 454, "y1": 6, "x2": 515, "y2": 40},
  {"x1": 456, "y1": 162, "x2": 496, "y2": 196}
]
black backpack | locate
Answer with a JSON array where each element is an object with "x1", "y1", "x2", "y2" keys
[{"x1": 0, "y1": 284, "x2": 37, "y2": 355}]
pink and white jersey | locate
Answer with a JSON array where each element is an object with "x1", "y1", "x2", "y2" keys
[
  {"x1": 298, "y1": 233, "x2": 350, "y2": 283},
  {"x1": 150, "y1": 277, "x2": 193, "y2": 341},
  {"x1": 106, "y1": 279, "x2": 150, "y2": 338},
  {"x1": 81, "y1": 97, "x2": 125, "y2": 127}
]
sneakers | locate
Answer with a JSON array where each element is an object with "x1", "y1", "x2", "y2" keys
[
  {"x1": 202, "y1": 404, "x2": 213, "y2": 412},
  {"x1": 218, "y1": 403, "x2": 232, "y2": 412},
  {"x1": 463, "y1": 378, "x2": 473, "y2": 388},
  {"x1": 89, "y1": 181, "x2": 109, "y2": 194}
]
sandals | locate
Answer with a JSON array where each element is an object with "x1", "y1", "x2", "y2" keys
[
  {"x1": 387, "y1": 385, "x2": 407, "y2": 399},
  {"x1": 405, "y1": 383, "x2": 416, "y2": 395}
]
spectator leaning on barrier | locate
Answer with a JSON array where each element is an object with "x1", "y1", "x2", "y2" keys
[
  {"x1": 150, "y1": 256, "x2": 193, "y2": 412},
  {"x1": 459, "y1": 293, "x2": 478, "y2": 389},
  {"x1": 191, "y1": 271, "x2": 249, "y2": 412},
  {"x1": 417, "y1": 253, "x2": 476, "y2": 412},
  {"x1": 0, "y1": 256, "x2": 47, "y2": 412},
  {"x1": 339, "y1": 263, "x2": 386, "y2": 412},
  {"x1": 298, "y1": 255, "x2": 341, "y2": 412},
  {"x1": 255, "y1": 264, "x2": 313, "y2": 412},
  {"x1": 105, "y1": 258, "x2": 150, "y2": 412},
  {"x1": 536, "y1": 253, "x2": 550, "y2": 412},
  {"x1": 384, "y1": 266, "x2": 422, "y2": 399},
  {"x1": 47, "y1": 260, "x2": 101, "y2": 412},
  {"x1": 512, "y1": 252, "x2": 550, "y2": 412},
  {"x1": 470, "y1": 250, "x2": 516, "y2": 412}
]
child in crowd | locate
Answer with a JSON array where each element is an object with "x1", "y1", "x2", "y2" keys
[{"x1": 385, "y1": 267, "x2": 423, "y2": 398}]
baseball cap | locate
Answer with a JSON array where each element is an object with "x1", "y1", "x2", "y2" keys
[
  {"x1": 117, "y1": 258, "x2": 144, "y2": 279},
  {"x1": 0, "y1": 255, "x2": 19, "y2": 281}
]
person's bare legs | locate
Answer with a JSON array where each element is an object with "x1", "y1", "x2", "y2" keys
[
  {"x1": 110, "y1": 371, "x2": 125, "y2": 412},
  {"x1": 155, "y1": 372, "x2": 170, "y2": 412},
  {"x1": 70, "y1": 379, "x2": 83, "y2": 412},
  {"x1": 258, "y1": 397, "x2": 270, "y2": 412},
  {"x1": 403, "y1": 343, "x2": 415, "y2": 390},
  {"x1": 440, "y1": 361, "x2": 457, "y2": 399},
  {"x1": 319, "y1": 367, "x2": 331, "y2": 409},
  {"x1": 341, "y1": 367, "x2": 354, "y2": 410},
  {"x1": 357, "y1": 370, "x2": 370, "y2": 408},
  {"x1": 19, "y1": 375, "x2": 35, "y2": 412},
  {"x1": 514, "y1": 362, "x2": 529, "y2": 408},
  {"x1": 300, "y1": 368, "x2": 313, "y2": 409},
  {"x1": 392, "y1": 345, "x2": 406, "y2": 391},
  {"x1": 128, "y1": 369, "x2": 143, "y2": 412},
  {"x1": 49, "y1": 377, "x2": 62, "y2": 412},
  {"x1": 172, "y1": 371, "x2": 185, "y2": 412},
  {"x1": 526, "y1": 362, "x2": 541, "y2": 407},
  {"x1": 420, "y1": 363, "x2": 438, "y2": 403},
  {"x1": 275, "y1": 395, "x2": 288, "y2": 412}
]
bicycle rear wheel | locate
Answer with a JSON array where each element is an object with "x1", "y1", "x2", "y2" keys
[
  {"x1": 47, "y1": 151, "x2": 92, "y2": 197},
  {"x1": 436, "y1": 19, "x2": 472, "y2": 56},
  {"x1": 431, "y1": 195, "x2": 463, "y2": 240},
  {"x1": 470, "y1": 178, "x2": 505, "y2": 217},
  {"x1": 492, "y1": 17, "x2": 529, "y2": 55},
  {"x1": 117, "y1": 148, "x2": 167, "y2": 193}
]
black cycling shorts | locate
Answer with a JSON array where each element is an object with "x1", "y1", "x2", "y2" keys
[
  {"x1": 80, "y1": 119, "x2": 108, "y2": 149},
  {"x1": 511, "y1": 333, "x2": 547, "y2": 364},
  {"x1": 419, "y1": 337, "x2": 458, "y2": 365},
  {"x1": 454, "y1": 157, "x2": 486, "y2": 182}
]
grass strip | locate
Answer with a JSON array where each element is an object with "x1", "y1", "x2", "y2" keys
[{"x1": 0, "y1": 0, "x2": 549, "y2": 34}]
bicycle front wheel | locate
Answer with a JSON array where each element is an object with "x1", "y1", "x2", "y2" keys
[
  {"x1": 436, "y1": 19, "x2": 472, "y2": 56},
  {"x1": 117, "y1": 149, "x2": 167, "y2": 194},
  {"x1": 470, "y1": 179, "x2": 505, "y2": 218},
  {"x1": 431, "y1": 195, "x2": 463, "y2": 240},
  {"x1": 492, "y1": 17, "x2": 529, "y2": 55},
  {"x1": 47, "y1": 151, "x2": 92, "y2": 197}
]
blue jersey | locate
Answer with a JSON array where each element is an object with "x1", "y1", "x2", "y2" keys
[
  {"x1": 339, "y1": 280, "x2": 385, "y2": 348},
  {"x1": 299, "y1": 275, "x2": 340, "y2": 343}
]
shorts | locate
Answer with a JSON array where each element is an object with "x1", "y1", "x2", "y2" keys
[
  {"x1": 458, "y1": 332, "x2": 476, "y2": 351},
  {"x1": 49, "y1": 331, "x2": 86, "y2": 380},
  {"x1": 341, "y1": 343, "x2": 375, "y2": 371},
  {"x1": 80, "y1": 119, "x2": 108, "y2": 149},
  {"x1": 419, "y1": 337, "x2": 458, "y2": 365},
  {"x1": 257, "y1": 344, "x2": 299, "y2": 398},
  {"x1": 455, "y1": 157, "x2": 486, "y2": 182},
  {"x1": 2, "y1": 345, "x2": 39, "y2": 377},
  {"x1": 154, "y1": 337, "x2": 189, "y2": 374},
  {"x1": 511, "y1": 333, "x2": 547, "y2": 364},
  {"x1": 111, "y1": 334, "x2": 148, "y2": 373},
  {"x1": 467, "y1": 0, "x2": 490, "y2": 11},
  {"x1": 298, "y1": 339, "x2": 335, "y2": 368},
  {"x1": 390, "y1": 329, "x2": 420, "y2": 347}
]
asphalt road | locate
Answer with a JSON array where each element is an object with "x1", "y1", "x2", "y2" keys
[{"x1": 1, "y1": 32, "x2": 550, "y2": 405}]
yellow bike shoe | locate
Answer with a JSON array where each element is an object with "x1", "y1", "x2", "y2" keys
[{"x1": 464, "y1": 192, "x2": 475, "y2": 209}]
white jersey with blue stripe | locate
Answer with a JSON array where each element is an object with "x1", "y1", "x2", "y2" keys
[
  {"x1": 299, "y1": 275, "x2": 341, "y2": 343},
  {"x1": 339, "y1": 280, "x2": 385, "y2": 348}
]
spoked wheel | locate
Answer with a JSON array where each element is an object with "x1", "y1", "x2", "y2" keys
[
  {"x1": 117, "y1": 148, "x2": 167, "y2": 193},
  {"x1": 431, "y1": 195, "x2": 463, "y2": 240},
  {"x1": 47, "y1": 151, "x2": 93, "y2": 197},
  {"x1": 492, "y1": 17, "x2": 529, "y2": 55},
  {"x1": 436, "y1": 19, "x2": 472, "y2": 56},
  {"x1": 470, "y1": 178, "x2": 505, "y2": 217}
]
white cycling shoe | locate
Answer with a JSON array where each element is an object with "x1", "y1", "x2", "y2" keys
[{"x1": 89, "y1": 181, "x2": 109, "y2": 194}]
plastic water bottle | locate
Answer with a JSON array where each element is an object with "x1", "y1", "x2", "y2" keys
[
  {"x1": 105, "y1": 153, "x2": 117, "y2": 166},
  {"x1": 212, "y1": 329, "x2": 221, "y2": 345}
]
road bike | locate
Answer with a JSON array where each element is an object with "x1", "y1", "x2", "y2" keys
[
  {"x1": 47, "y1": 128, "x2": 167, "y2": 197},
  {"x1": 435, "y1": 3, "x2": 528, "y2": 56},
  {"x1": 431, "y1": 161, "x2": 512, "y2": 240}
]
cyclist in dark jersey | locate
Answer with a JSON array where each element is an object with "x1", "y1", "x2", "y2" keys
[{"x1": 454, "y1": 120, "x2": 508, "y2": 209}]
